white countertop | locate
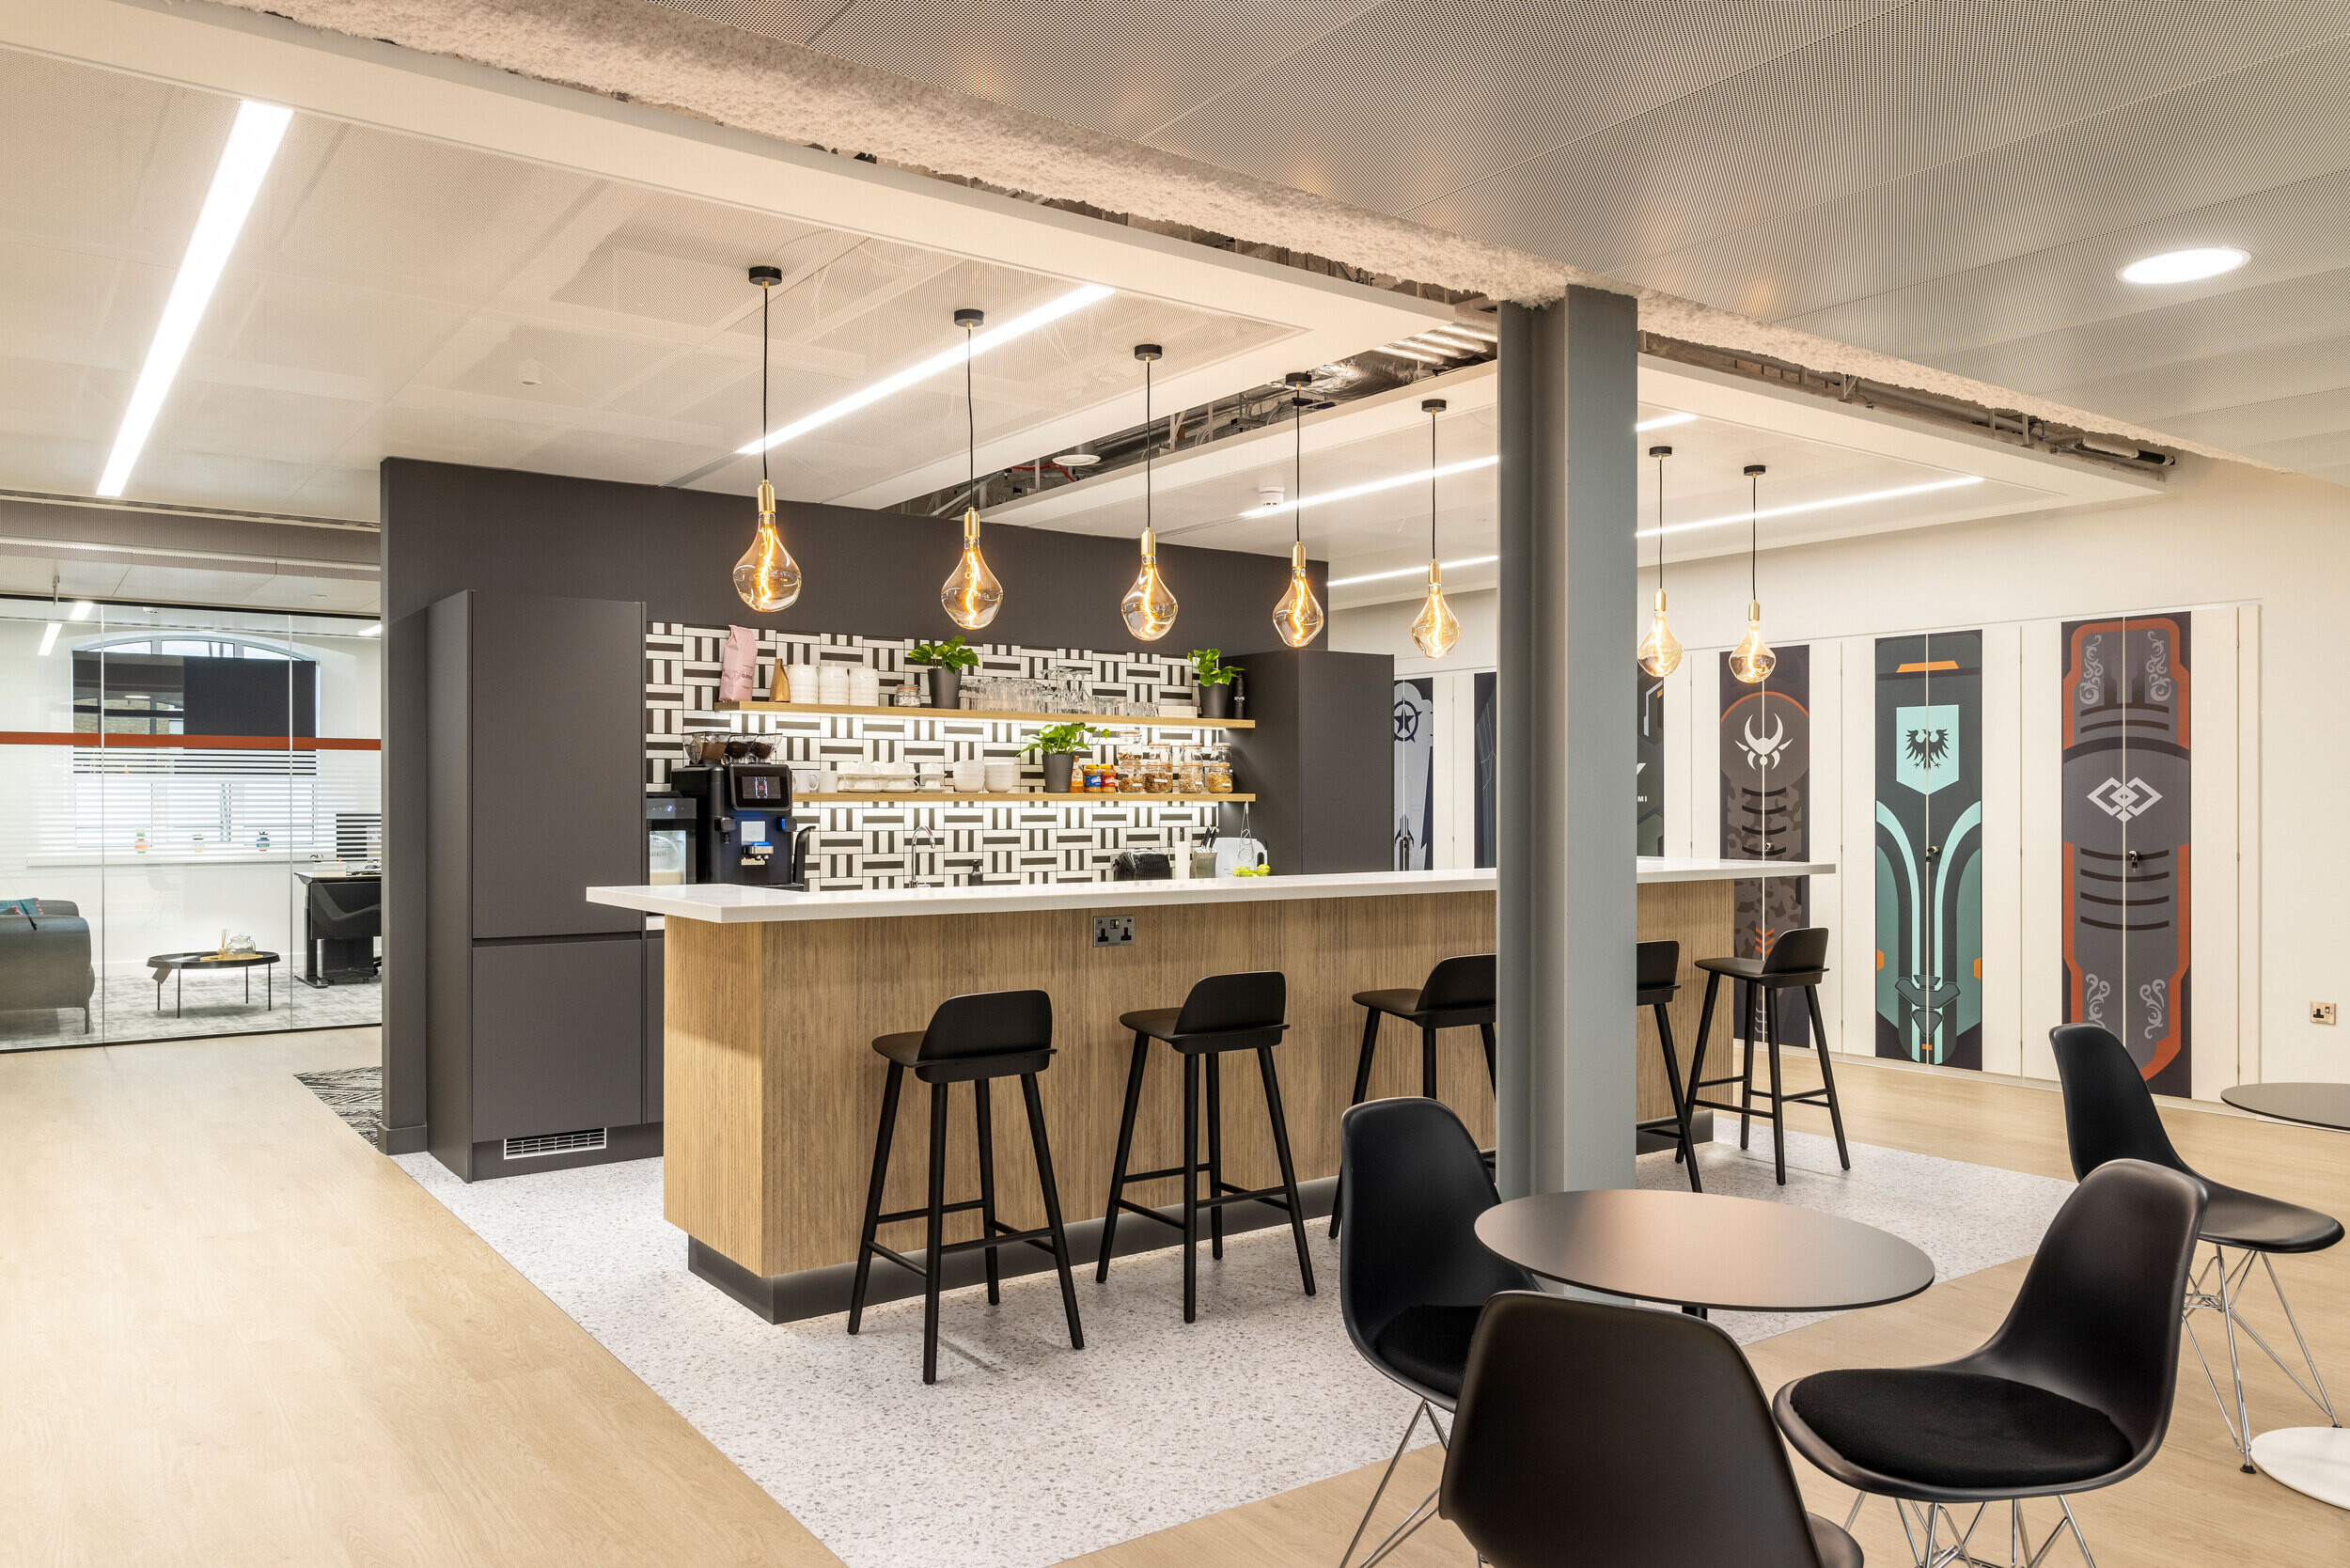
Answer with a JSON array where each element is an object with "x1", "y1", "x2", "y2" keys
[{"x1": 589, "y1": 859, "x2": 1835, "y2": 924}]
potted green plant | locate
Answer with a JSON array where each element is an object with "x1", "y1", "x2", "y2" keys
[
  {"x1": 907, "y1": 635, "x2": 979, "y2": 709},
  {"x1": 1027, "y1": 721, "x2": 1110, "y2": 793},
  {"x1": 1187, "y1": 648, "x2": 1243, "y2": 720}
]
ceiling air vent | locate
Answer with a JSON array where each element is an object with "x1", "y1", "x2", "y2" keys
[{"x1": 503, "y1": 1128, "x2": 606, "y2": 1160}]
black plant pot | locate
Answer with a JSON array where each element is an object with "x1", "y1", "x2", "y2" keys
[
  {"x1": 923, "y1": 664, "x2": 961, "y2": 710},
  {"x1": 1198, "y1": 683, "x2": 1232, "y2": 720},
  {"x1": 1042, "y1": 752, "x2": 1076, "y2": 792}
]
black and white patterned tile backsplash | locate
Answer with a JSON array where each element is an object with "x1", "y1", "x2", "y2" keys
[{"x1": 645, "y1": 623, "x2": 1236, "y2": 890}]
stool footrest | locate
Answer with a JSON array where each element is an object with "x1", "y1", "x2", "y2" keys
[
  {"x1": 864, "y1": 1222, "x2": 1070, "y2": 1278},
  {"x1": 1113, "y1": 1183, "x2": 1297, "y2": 1231},
  {"x1": 874, "y1": 1198, "x2": 986, "y2": 1226}
]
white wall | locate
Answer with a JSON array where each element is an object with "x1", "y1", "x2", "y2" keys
[{"x1": 1334, "y1": 455, "x2": 2350, "y2": 1088}]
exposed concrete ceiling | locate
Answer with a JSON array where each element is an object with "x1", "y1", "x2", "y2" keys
[{"x1": 24, "y1": 0, "x2": 2314, "y2": 479}]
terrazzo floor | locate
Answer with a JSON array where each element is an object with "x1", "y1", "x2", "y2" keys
[
  {"x1": 393, "y1": 1122, "x2": 2073, "y2": 1568},
  {"x1": 0, "y1": 970, "x2": 380, "y2": 1049}
]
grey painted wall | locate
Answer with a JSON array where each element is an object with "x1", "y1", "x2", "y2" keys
[{"x1": 380, "y1": 458, "x2": 1334, "y2": 1151}]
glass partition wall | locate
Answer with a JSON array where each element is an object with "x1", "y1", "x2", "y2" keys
[{"x1": 0, "y1": 597, "x2": 382, "y2": 1048}]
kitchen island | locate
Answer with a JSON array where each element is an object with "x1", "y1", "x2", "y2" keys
[{"x1": 588, "y1": 860, "x2": 1832, "y2": 1320}]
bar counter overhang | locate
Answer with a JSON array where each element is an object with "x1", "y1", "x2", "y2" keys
[{"x1": 588, "y1": 861, "x2": 1832, "y2": 1321}]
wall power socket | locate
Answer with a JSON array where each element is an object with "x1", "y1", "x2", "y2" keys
[{"x1": 2312, "y1": 1002, "x2": 2337, "y2": 1026}]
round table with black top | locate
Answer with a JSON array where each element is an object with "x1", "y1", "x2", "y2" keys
[
  {"x1": 1474, "y1": 1189, "x2": 1935, "y2": 1319},
  {"x1": 148, "y1": 950, "x2": 279, "y2": 1017},
  {"x1": 2215, "y1": 1083, "x2": 2350, "y2": 1510}
]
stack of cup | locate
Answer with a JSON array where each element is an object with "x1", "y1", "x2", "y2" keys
[
  {"x1": 849, "y1": 667, "x2": 881, "y2": 707},
  {"x1": 952, "y1": 758, "x2": 987, "y2": 792},
  {"x1": 818, "y1": 665, "x2": 850, "y2": 705},
  {"x1": 785, "y1": 662, "x2": 821, "y2": 704},
  {"x1": 982, "y1": 759, "x2": 1021, "y2": 793}
]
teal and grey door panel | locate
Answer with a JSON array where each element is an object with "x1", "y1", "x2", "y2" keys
[
  {"x1": 1719, "y1": 645, "x2": 1810, "y2": 1043},
  {"x1": 1873, "y1": 633, "x2": 1984, "y2": 1068}
]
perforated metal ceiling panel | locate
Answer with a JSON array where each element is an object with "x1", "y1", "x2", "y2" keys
[{"x1": 704, "y1": 0, "x2": 2350, "y2": 487}]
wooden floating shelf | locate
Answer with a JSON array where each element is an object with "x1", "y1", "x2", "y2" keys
[
  {"x1": 711, "y1": 699, "x2": 1254, "y2": 730},
  {"x1": 803, "y1": 792, "x2": 1254, "y2": 805}
]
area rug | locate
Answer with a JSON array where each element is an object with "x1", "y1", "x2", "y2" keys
[
  {"x1": 393, "y1": 1127, "x2": 2071, "y2": 1568},
  {"x1": 296, "y1": 1064, "x2": 383, "y2": 1142}
]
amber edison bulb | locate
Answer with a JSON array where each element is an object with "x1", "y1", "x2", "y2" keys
[
  {"x1": 942, "y1": 507, "x2": 1003, "y2": 629},
  {"x1": 1411, "y1": 560, "x2": 1459, "y2": 659},
  {"x1": 1637, "y1": 588, "x2": 1683, "y2": 676},
  {"x1": 1272, "y1": 540, "x2": 1324, "y2": 648},
  {"x1": 733, "y1": 480, "x2": 803, "y2": 612},
  {"x1": 1728, "y1": 599, "x2": 1777, "y2": 684},
  {"x1": 1120, "y1": 526, "x2": 1177, "y2": 640}
]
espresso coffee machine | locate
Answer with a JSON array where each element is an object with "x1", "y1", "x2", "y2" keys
[{"x1": 670, "y1": 763, "x2": 796, "y2": 886}]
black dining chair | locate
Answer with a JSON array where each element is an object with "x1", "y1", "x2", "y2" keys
[
  {"x1": 1331, "y1": 952, "x2": 1496, "y2": 1236},
  {"x1": 1774, "y1": 1158, "x2": 2204, "y2": 1566},
  {"x1": 2051, "y1": 1022, "x2": 2342, "y2": 1469},
  {"x1": 1443, "y1": 1292, "x2": 1862, "y2": 1568},
  {"x1": 848, "y1": 989, "x2": 1084, "y2": 1384},
  {"x1": 1334, "y1": 1098, "x2": 1535, "y2": 1568},
  {"x1": 1097, "y1": 970, "x2": 1315, "y2": 1323}
]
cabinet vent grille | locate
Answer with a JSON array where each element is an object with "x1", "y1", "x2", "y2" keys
[{"x1": 503, "y1": 1128, "x2": 606, "y2": 1160}]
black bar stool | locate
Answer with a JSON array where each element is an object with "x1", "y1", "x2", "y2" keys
[
  {"x1": 1637, "y1": 939, "x2": 1702, "y2": 1192},
  {"x1": 1330, "y1": 953, "x2": 1496, "y2": 1236},
  {"x1": 848, "y1": 988, "x2": 1084, "y2": 1383},
  {"x1": 1097, "y1": 971, "x2": 1315, "y2": 1323},
  {"x1": 1684, "y1": 927, "x2": 1849, "y2": 1184}
]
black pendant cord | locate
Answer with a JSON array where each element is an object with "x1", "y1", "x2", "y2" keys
[
  {"x1": 1749, "y1": 471, "x2": 1759, "y2": 600},
  {"x1": 964, "y1": 323, "x2": 977, "y2": 511},
  {"x1": 760, "y1": 283, "x2": 771, "y2": 487},
  {"x1": 1143, "y1": 357, "x2": 1152, "y2": 533},
  {"x1": 1428, "y1": 408, "x2": 1438, "y2": 557},
  {"x1": 1655, "y1": 452, "x2": 1667, "y2": 598},
  {"x1": 1292, "y1": 397, "x2": 1303, "y2": 545}
]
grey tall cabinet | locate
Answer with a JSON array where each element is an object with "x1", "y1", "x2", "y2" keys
[{"x1": 425, "y1": 589, "x2": 659, "y2": 1180}]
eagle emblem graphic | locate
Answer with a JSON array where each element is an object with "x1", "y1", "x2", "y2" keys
[{"x1": 1904, "y1": 727, "x2": 1950, "y2": 769}]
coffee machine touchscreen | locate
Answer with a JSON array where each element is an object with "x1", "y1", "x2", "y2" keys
[{"x1": 737, "y1": 771, "x2": 783, "y2": 801}]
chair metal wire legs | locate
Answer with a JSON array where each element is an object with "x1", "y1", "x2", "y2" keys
[
  {"x1": 1866, "y1": 1496, "x2": 2100, "y2": 1568},
  {"x1": 2180, "y1": 1242, "x2": 2341, "y2": 1471},
  {"x1": 1337, "y1": 1399, "x2": 1449, "y2": 1568}
]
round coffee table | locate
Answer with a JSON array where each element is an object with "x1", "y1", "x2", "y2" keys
[
  {"x1": 1475, "y1": 1189, "x2": 1935, "y2": 1317},
  {"x1": 2221, "y1": 1082, "x2": 2350, "y2": 1134},
  {"x1": 2216, "y1": 1083, "x2": 2350, "y2": 1509},
  {"x1": 149, "y1": 951, "x2": 278, "y2": 1018}
]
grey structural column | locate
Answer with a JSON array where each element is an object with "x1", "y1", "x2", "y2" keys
[{"x1": 1495, "y1": 286, "x2": 1640, "y2": 1200}]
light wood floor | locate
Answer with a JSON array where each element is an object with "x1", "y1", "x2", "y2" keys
[
  {"x1": 5, "y1": 1030, "x2": 2344, "y2": 1566},
  {"x1": 0, "y1": 1028, "x2": 838, "y2": 1568}
]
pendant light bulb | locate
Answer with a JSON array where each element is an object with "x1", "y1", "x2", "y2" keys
[
  {"x1": 737, "y1": 265, "x2": 802, "y2": 612},
  {"x1": 735, "y1": 479, "x2": 802, "y2": 612},
  {"x1": 1120, "y1": 344, "x2": 1177, "y2": 639},
  {"x1": 1272, "y1": 373, "x2": 1324, "y2": 648},
  {"x1": 1637, "y1": 442, "x2": 1679, "y2": 675},
  {"x1": 1274, "y1": 540, "x2": 1325, "y2": 648},
  {"x1": 1729, "y1": 463, "x2": 1774, "y2": 683},
  {"x1": 1411, "y1": 561, "x2": 1460, "y2": 659},
  {"x1": 1411, "y1": 397, "x2": 1456, "y2": 658},
  {"x1": 1729, "y1": 602, "x2": 1776, "y2": 683},
  {"x1": 1121, "y1": 527, "x2": 1178, "y2": 640},
  {"x1": 942, "y1": 307, "x2": 1001, "y2": 630}
]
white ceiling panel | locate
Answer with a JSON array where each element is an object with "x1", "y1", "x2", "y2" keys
[{"x1": 0, "y1": 39, "x2": 1442, "y2": 522}]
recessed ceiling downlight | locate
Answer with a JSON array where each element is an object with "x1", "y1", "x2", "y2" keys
[{"x1": 2119, "y1": 247, "x2": 2248, "y2": 285}]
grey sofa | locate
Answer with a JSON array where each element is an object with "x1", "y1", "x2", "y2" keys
[{"x1": 0, "y1": 900, "x2": 96, "y2": 1031}]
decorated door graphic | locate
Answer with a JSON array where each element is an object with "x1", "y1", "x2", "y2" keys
[
  {"x1": 1719, "y1": 645, "x2": 1810, "y2": 1043},
  {"x1": 1873, "y1": 633, "x2": 1984, "y2": 1067},
  {"x1": 1637, "y1": 662, "x2": 1665, "y2": 856},
  {"x1": 2061, "y1": 616, "x2": 2191, "y2": 1096}
]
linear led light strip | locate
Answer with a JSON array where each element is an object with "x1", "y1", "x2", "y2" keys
[
  {"x1": 1327, "y1": 475, "x2": 1984, "y2": 587},
  {"x1": 1240, "y1": 412, "x2": 1695, "y2": 522},
  {"x1": 97, "y1": 102, "x2": 294, "y2": 498},
  {"x1": 737, "y1": 284, "x2": 1114, "y2": 455}
]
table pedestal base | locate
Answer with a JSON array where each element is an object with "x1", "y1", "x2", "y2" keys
[{"x1": 2251, "y1": 1426, "x2": 2350, "y2": 1510}]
